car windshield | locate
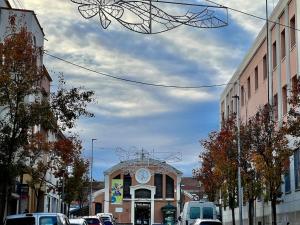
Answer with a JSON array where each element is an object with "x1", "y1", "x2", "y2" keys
[
  {"x1": 190, "y1": 207, "x2": 201, "y2": 219},
  {"x1": 40, "y1": 216, "x2": 58, "y2": 225},
  {"x1": 202, "y1": 207, "x2": 214, "y2": 219},
  {"x1": 101, "y1": 217, "x2": 110, "y2": 221},
  {"x1": 199, "y1": 222, "x2": 222, "y2": 225},
  {"x1": 6, "y1": 217, "x2": 35, "y2": 225},
  {"x1": 85, "y1": 218, "x2": 99, "y2": 224}
]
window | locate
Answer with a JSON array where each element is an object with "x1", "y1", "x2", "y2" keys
[
  {"x1": 273, "y1": 94, "x2": 278, "y2": 121},
  {"x1": 282, "y1": 86, "x2": 287, "y2": 115},
  {"x1": 292, "y1": 75, "x2": 298, "y2": 92},
  {"x1": 263, "y1": 55, "x2": 267, "y2": 80},
  {"x1": 190, "y1": 207, "x2": 201, "y2": 219},
  {"x1": 154, "y1": 174, "x2": 163, "y2": 198},
  {"x1": 284, "y1": 165, "x2": 291, "y2": 193},
  {"x1": 230, "y1": 99, "x2": 234, "y2": 113},
  {"x1": 241, "y1": 86, "x2": 245, "y2": 106},
  {"x1": 281, "y1": 29, "x2": 286, "y2": 59},
  {"x1": 290, "y1": 16, "x2": 296, "y2": 47},
  {"x1": 6, "y1": 218, "x2": 35, "y2": 225},
  {"x1": 40, "y1": 216, "x2": 58, "y2": 225},
  {"x1": 123, "y1": 174, "x2": 132, "y2": 198},
  {"x1": 166, "y1": 175, "x2": 174, "y2": 198},
  {"x1": 247, "y1": 77, "x2": 251, "y2": 98},
  {"x1": 294, "y1": 149, "x2": 300, "y2": 190},
  {"x1": 202, "y1": 207, "x2": 214, "y2": 219},
  {"x1": 272, "y1": 42, "x2": 277, "y2": 69},
  {"x1": 255, "y1": 66, "x2": 259, "y2": 90},
  {"x1": 135, "y1": 189, "x2": 151, "y2": 198}
]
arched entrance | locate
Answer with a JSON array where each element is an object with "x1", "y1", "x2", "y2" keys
[{"x1": 130, "y1": 185, "x2": 156, "y2": 225}]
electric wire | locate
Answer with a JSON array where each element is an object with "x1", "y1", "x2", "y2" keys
[
  {"x1": 44, "y1": 51, "x2": 232, "y2": 89},
  {"x1": 204, "y1": 0, "x2": 300, "y2": 32}
]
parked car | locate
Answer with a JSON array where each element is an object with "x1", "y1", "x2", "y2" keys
[
  {"x1": 192, "y1": 219, "x2": 222, "y2": 225},
  {"x1": 82, "y1": 216, "x2": 101, "y2": 225},
  {"x1": 70, "y1": 218, "x2": 88, "y2": 225},
  {"x1": 178, "y1": 201, "x2": 217, "y2": 225},
  {"x1": 5, "y1": 212, "x2": 70, "y2": 225},
  {"x1": 96, "y1": 213, "x2": 114, "y2": 222}
]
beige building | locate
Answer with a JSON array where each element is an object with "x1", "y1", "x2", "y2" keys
[
  {"x1": 92, "y1": 156, "x2": 193, "y2": 225},
  {"x1": 220, "y1": 0, "x2": 300, "y2": 224}
]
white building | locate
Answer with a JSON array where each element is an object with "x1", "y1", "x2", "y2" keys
[{"x1": 0, "y1": 0, "x2": 65, "y2": 216}]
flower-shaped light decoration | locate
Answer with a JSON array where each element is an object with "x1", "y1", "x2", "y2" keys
[{"x1": 70, "y1": 0, "x2": 228, "y2": 34}]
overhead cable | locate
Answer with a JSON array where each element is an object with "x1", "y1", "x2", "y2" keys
[{"x1": 44, "y1": 52, "x2": 231, "y2": 89}]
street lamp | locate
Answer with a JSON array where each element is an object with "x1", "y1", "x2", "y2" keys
[
  {"x1": 90, "y1": 138, "x2": 97, "y2": 215},
  {"x1": 232, "y1": 95, "x2": 243, "y2": 225}
]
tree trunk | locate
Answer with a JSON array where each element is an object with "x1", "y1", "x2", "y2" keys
[
  {"x1": 271, "y1": 198, "x2": 277, "y2": 225},
  {"x1": 0, "y1": 182, "x2": 9, "y2": 225},
  {"x1": 231, "y1": 206, "x2": 236, "y2": 225},
  {"x1": 68, "y1": 203, "x2": 71, "y2": 217},
  {"x1": 248, "y1": 198, "x2": 254, "y2": 225}
]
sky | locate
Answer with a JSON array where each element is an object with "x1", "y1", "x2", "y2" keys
[{"x1": 14, "y1": 0, "x2": 279, "y2": 180}]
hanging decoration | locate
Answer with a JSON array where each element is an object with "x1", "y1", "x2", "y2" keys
[{"x1": 70, "y1": 0, "x2": 228, "y2": 34}]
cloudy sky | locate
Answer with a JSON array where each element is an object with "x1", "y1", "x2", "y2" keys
[{"x1": 15, "y1": 0, "x2": 278, "y2": 180}]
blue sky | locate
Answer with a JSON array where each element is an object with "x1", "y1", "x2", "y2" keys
[{"x1": 17, "y1": 0, "x2": 279, "y2": 180}]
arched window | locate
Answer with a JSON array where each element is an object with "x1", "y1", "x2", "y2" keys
[
  {"x1": 135, "y1": 189, "x2": 151, "y2": 198},
  {"x1": 154, "y1": 174, "x2": 163, "y2": 198},
  {"x1": 166, "y1": 175, "x2": 174, "y2": 198},
  {"x1": 123, "y1": 174, "x2": 132, "y2": 198}
]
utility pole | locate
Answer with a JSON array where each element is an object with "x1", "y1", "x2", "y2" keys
[
  {"x1": 233, "y1": 95, "x2": 243, "y2": 225},
  {"x1": 90, "y1": 138, "x2": 97, "y2": 215}
]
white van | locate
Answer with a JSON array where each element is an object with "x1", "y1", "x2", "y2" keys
[
  {"x1": 5, "y1": 213, "x2": 70, "y2": 225},
  {"x1": 178, "y1": 201, "x2": 217, "y2": 225}
]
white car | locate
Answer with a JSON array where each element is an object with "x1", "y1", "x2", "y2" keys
[
  {"x1": 70, "y1": 218, "x2": 88, "y2": 225},
  {"x1": 192, "y1": 219, "x2": 222, "y2": 225},
  {"x1": 5, "y1": 212, "x2": 70, "y2": 225}
]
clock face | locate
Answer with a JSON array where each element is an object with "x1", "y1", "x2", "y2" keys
[{"x1": 135, "y1": 168, "x2": 151, "y2": 184}]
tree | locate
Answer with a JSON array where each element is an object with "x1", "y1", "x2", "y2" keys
[
  {"x1": 249, "y1": 105, "x2": 292, "y2": 225},
  {"x1": 286, "y1": 78, "x2": 300, "y2": 148},
  {"x1": 239, "y1": 123, "x2": 262, "y2": 225},
  {"x1": 0, "y1": 17, "x2": 94, "y2": 220},
  {"x1": 58, "y1": 154, "x2": 89, "y2": 216},
  {"x1": 195, "y1": 116, "x2": 238, "y2": 225}
]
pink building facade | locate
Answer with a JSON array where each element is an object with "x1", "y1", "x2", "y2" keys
[{"x1": 220, "y1": 0, "x2": 300, "y2": 224}]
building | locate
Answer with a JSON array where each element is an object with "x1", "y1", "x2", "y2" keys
[
  {"x1": 92, "y1": 154, "x2": 194, "y2": 225},
  {"x1": 220, "y1": 0, "x2": 299, "y2": 224},
  {"x1": 0, "y1": 0, "x2": 65, "y2": 216}
]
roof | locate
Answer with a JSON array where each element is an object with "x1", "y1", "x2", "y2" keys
[
  {"x1": 104, "y1": 158, "x2": 182, "y2": 175},
  {"x1": 181, "y1": 177, "x2": 201, "y2": 190},
  {"x1": 0, "y1": 7, "x2": 45, "y2": 36},
  {"x1": 43, "y1": 66, "x2": 52, "y2": 82}
]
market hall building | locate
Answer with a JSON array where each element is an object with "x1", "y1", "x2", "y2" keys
[{"x1": 92, "y1": 156, "x2": 191, "y2": 225}]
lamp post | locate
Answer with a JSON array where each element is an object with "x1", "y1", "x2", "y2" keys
[
  {"x1": 90, "y1": 138, "x2": 97, "y2": 215},
  {"x1": 233, "y1": 95, "x2": 243, "y2": 225}
]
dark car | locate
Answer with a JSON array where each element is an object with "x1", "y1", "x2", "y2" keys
[
  {"x1": 83, "y1": 216, "x2": 101, "y2": 225},
  {"x1": 102, "y1": 220, "x2": 113, "y2": 225}
]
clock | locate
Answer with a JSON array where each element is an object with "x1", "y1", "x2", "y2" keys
[{"x1": 135, "y1": 168, "x2": 151, "y2": 184}]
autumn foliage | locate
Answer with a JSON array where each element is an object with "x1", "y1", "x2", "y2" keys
[
  {"x1": 0, "y1": 16, "x2": 94, "y2": 217},
  {"x1": 195, "y1": 104, "x2": 293, "y2": 225}
]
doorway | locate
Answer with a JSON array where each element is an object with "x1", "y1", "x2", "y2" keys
[{"x1": 134, "y1": 202, "x2": 151, "y2": 225}]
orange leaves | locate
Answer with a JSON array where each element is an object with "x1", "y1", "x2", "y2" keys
[{"x1": 54, "y1": 137, "x2": 81, "y2": 165}]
